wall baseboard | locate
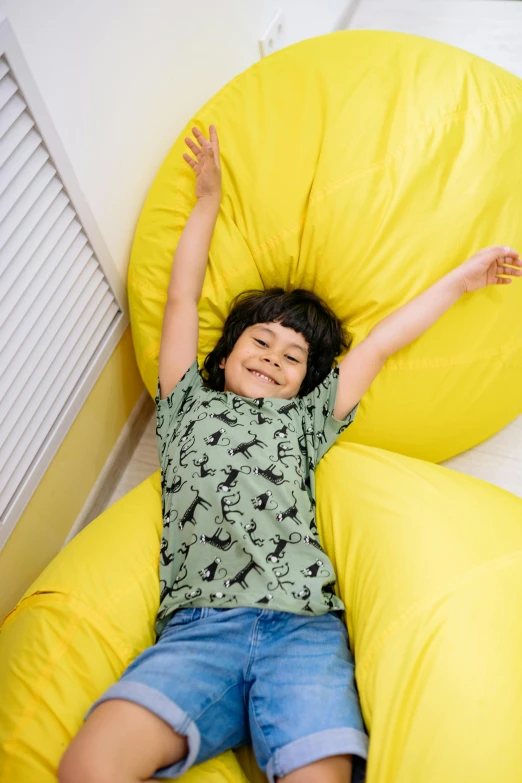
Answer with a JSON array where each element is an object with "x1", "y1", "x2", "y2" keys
[{"x1": 63, "y1": 388, "x2": 154, "y2": 546}]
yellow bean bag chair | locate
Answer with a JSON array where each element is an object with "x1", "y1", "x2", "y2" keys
[
  {"x1": 2, "y1": 29, "x2": 522, "y2": 783},
  {"x1": 2, "y1": 455, "x2": 522, "y2": 782},
  {"x1": 0, "y1": 476, "x2": 250, "y2": 783},
  {"x1": 129, "y1": 30, "x2": 522, "y2": 464}
]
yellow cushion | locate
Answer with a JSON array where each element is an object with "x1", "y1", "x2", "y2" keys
[
  {"x1": 2, "y1": 449, "x2": 522, "y2": 782},
  {"x1": 0, "y1": 475, "x2": 249, "y2": 783},
  {"x1": 129, "y1": 30, "x2": 522, "y2": 463},
  {"x1": 316, "y1": 443, "x2": 522, "y2": 781}
]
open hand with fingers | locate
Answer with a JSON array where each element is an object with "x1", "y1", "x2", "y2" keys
[
  {"x1": 183, "y1": 124, "x2": 221, "y2": 202},
  {"x1": 458, "y1": 245, "x2": 522, "y2": 293}
]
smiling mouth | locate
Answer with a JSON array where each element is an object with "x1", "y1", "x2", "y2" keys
[{"x1": 247, "y1": 369, "x2": 279, "y2": 385}]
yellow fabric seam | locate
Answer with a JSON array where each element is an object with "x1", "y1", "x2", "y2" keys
[
  {"x1": 249, "y1": 88, "x2": 522, "y2": 261},
  {"x1": 2, "y1": 559, "x2": 159, "y2": 781},
  {"x1": 1, "y1": 550, "x2": 159, "y2": 632}
]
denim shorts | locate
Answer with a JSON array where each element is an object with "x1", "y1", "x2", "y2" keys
[{"x1": 87, "y1": 607, "x2": 368, "y2": 782}]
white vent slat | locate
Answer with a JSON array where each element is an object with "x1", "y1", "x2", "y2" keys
[
  {"x1": 0, "y1": 202, "x2": 74, "y2": 290},
  {"x1": 0, "y1": 219, "x2": 83, "y2": 330},
  {"x1": 3, "y1": 301, "x2": 120, "y2": 517},
  {"x1": 0, "y1": 297, "x2": 119, "y2": 513},
  {"x1": 0, "y1": 171, "x2": 63, "y2": 252},
  {"x1": 0, "y1": 229, "x2": 88, "y2": 354},
  {"x1": 0, "y1": 269, "x2": 107, "y2": 454},
  {"x1": 0, "y1": 281, "x2": 114, "y2": 497},
  {"x1": 0, "y1": 25, "x2": 124, "y2": 544},
  {"x1": 0, "y1": 128, "x2": 41, "y2": 191},
  {"x1": 0, "y1": 160, "x2": 57, "y2": 248},
  {"x1": 0, "y1": 144, "x2": 49, "y2": 223},
  {"x1": 0, "y1": 188, "x2": 68, "y2": 275},
  {"x1": 0, "y1": 210, "x2": 79, "y2": 320},
  {"x1": 0, "y1": 251, "x2": 99, "y2": 415},
  {"x1": 0, "y1": 71, "x2": 17, "y2": 111},
  {"x1": 0, "y1": 91, "x2": 25, "y2": 137},
  {"x1": 0, "y1": 109, "x2": 33, "y2": 168},
  {"x1": 0, "y1": 280, "x2": 110, "y2": 486}
]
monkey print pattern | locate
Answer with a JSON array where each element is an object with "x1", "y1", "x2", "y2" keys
[
  {"x1": 276, "y1": 492, "x2": 304, "y2": 525},
  {"x1": 253, "y1": 462, "x2": 289, "y2": 485},
  {"x1": 301, "y1": 559, "x2": 330, "y2": 578},
  {"x1": 216, "y1": 492, "x2": 244, "y2": 524},
  {"x1": 178, "y1": 486, "x2": 212, "y2": 530},
  {"x1": 217, "y1": 465, "x2": 251, "y2": 491},
  {"x1": 192, "y1": 454, "x2": 215, "y2": 479},
  {"x1": 228, "y1": 430, "x2": 267, "y2": 458},
  {"x1": 154, "y1": 359, "x2": 359, "y2": 635},
  {"x1": 199, "y1": 557, "x2": 227, "y2": 582},
  {"x1": 251, "y1": 490, "x2": 278, "y2": 511}
]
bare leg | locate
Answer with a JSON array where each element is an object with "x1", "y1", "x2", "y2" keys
[
  {"x1": 58, "y1": 699, "x2": 189, "y2": 783},
  {"x1": 277, "y1": 754, "x2": 353, "y2": 783}
]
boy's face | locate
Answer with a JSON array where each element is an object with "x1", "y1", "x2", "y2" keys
[{"x1": 219, "y1": 321, "x2": 309, "y2": 399}]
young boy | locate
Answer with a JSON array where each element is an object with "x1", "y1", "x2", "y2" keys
[{"x1": 59, "y1": 126, "x2": 520, "y2": 783}]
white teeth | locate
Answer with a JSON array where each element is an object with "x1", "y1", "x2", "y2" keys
[{"x1": 249, "y1": 370, "x2": 276, "y2": 383}]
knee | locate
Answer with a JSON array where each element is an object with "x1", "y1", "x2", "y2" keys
[{"x1": 58, "y1": 742, "x2": 116, "y2": 783}]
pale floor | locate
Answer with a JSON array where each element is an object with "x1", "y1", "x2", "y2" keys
[{"x1": 107, "y1": 0, "x2": 522, "y2": 509}]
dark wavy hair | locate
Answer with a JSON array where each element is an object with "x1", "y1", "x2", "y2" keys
[{"x1": 202, "y1": 288, "x2": 353, "y2": 397}]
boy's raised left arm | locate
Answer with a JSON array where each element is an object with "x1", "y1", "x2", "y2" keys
[{"x1": 333, "y1": 245, "x2": 521, "y2": 420}]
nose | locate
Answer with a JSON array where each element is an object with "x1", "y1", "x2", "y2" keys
[{"x1": 262, "y1": 354, "x2": 280, "y2": 368}]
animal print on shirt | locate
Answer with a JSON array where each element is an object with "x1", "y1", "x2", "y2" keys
[{"x1": 155, "y1": 360, "x2": 359, "y2": 636}]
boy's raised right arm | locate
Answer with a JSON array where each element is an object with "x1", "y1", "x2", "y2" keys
[{"x1": 159, "y1": 125, "x2": 222, "y2": 399}]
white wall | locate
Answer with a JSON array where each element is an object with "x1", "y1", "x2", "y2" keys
[
  {"x1": 0, "y1": 0, "x2": 353, "y2": 283},
  {"x1": 348, "y1": 2, "x2": 522, "y2": 81}
]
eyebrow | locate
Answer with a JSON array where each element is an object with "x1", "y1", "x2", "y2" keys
[{"x1": 252, "y1": 326, "x2": 309, "y2": 355}]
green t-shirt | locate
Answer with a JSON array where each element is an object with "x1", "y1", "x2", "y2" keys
[{"x1": 155, "y1": 361, "x2": 359, "y2": 636}]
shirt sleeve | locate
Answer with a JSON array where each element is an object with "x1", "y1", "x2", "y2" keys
[
  {"x1": 155, "y1": 360, "x2": 203, "y2": 468},
  {"x1": 301, "y1": 365, "x2": 359, "y2": 466}
]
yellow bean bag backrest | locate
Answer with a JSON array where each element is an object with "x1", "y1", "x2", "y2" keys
[
  {"x1": 2, "y1": 450, "x2": 522, "y2": 782},
  {"x1": 129, "y1": 30, "x2": 522, "y2": 463}
]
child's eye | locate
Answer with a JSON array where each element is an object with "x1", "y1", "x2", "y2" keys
[{"x1": 254, "y1": 338, "x2": 298, "y2": 363}]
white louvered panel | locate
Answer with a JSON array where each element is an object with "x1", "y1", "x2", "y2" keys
[
  {"x1": 0, "y1": 259, "x2": 102, "y2": 420},
  {"x1": 0, "y1": 146, "x2": 50, "y2": 223},
  {"x1": 0, "y1": 188, "x2": 69, "y2": 275},
  {"x1": 0, "y1": 208, "x2": 79, "y2": 330},
  {"x1": 0, "y1": 128, "x2": 41, "y2": 191},
  {"x1": 0, "y1": 221, "x2": 85, "y2": 344},
  {"x1": 1, "y1": 297, "x2": 120, "y2": 513},
  {"x1": 0, "y1": 195, "x2": 71, "y2": 278},
  {"x1": 0, "y1": 271, "x2": 113, "y2": 496},
  {"x1": 1, "y1": 177, "x2": 65, "y2": 256},
  {"x1": 0, "y1": 274, "x2": 114, "y2": 502},
  {"x1": 0, "y1": 161, "x2": 56, "y2": 248},
  {"x1": 0, "y1": 284, "x2": 116, "y2": 487},
  {"x1": 0, "y1": 109, "x2": 33, "y2": 167},
  {"x1": 0, "y1": 71, "x2": 17, "y2": 110},
  {"x1": 0, "y1": 237, "x2": 91, "y2": 384},
  {"x1": 0, "y1": 91, "x2": 25, "y2": 136},
  {"x1": 0, "y1": 32, "x2": 126, "y2": 547}
]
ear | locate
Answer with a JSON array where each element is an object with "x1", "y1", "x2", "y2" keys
[{"x1": 219, "y1": 357, "x2": 226, "y2": 369}]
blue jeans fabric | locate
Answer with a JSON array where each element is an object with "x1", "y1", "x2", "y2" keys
[{"x1": 87, "y1": 607, "x2": 368, "y2": 782}]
